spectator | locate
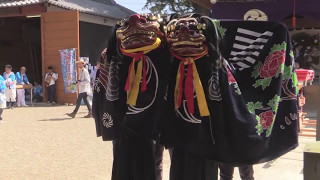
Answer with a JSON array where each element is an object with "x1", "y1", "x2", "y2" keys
[
  {"x1": 0, "y1": 75, "x2": 6, "y2": 122},
  {"x1": 33, "y1": 82, "x2": 43, "y2": 102},
  {"x1": 44, "y1": 66, "x2": 58, "y2": 104},
  {"x1": 67, "y1": 59, "x2": 92, "y2": 118},
  {"x1": 3, "y1": 65, "x2": 16, "y2": 109},
  {"x1": 16, "y1": 66, "x2": 30, "y2": 107}
]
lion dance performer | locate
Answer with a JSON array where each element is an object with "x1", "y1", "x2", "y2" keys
[
  {"x1": 160, "y1": 13, "x2": 222, "y2": 180},
  {"x1": 92, "y1": 13, "x2": 170, "y2": 180},
  {"x1": 162, "y1": 14, "x2": 299, "y2": 180}
]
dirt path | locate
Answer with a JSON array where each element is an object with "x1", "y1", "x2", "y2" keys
[
  {"x1": 0, "y1": 105, "x2": 170, "y2": 180},
  {"x1": 0, "y1": 104, "x2": 310, "y2": 180}
]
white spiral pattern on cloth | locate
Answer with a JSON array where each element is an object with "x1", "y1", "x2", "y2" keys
[
  {"x1": 102, "y1": 112, "x2": 113, "y2": 128},
  {"x1": 105, "y1": 61, "x2": 120, "y2": 101},
  {"x1": 176, "y1": 91, "x2": 202, "y2": 123}
]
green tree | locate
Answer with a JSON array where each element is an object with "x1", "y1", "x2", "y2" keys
[{"x1": 144, "y1": 0, "x2": 202, "y2": 14}]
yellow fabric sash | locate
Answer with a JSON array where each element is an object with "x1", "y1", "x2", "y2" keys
[
  {"x1": 173, "y1": 47, "x2": 210, "y2": 117},
  {"x1": 121, "y1": 37, "x2": 161, "y2": 106}
]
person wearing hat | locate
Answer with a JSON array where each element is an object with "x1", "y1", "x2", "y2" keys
[{"x1": 67, "y1": 59, "x2": 92, "y2": 118}]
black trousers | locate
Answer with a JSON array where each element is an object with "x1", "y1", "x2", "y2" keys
[
  {"x1": 170, "y1": 146, "x2": 218, "y2": 180},
  {"x1": 34, "y1": 94, "x2": 43, "y2": 102},
  {"x1": 0, "y1": 108, "x2": 3, "y2": 119},
  {"x1": 112, "y1": 139, "x2": 169, "y2": 180},
  {"x1": 72, "y1": 92, "x2": 92, "y2": 113},
  {"x1": 218, "y1": 163, "x2": 254, "y2": 180},
  {"x1": 112, "y1": 131, "x2": 156, "y2": 180},
  {"x1": 46, "y1": 85, "x2": 55, "y2": 103}
]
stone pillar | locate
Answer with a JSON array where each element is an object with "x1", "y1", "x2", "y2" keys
[
  {"x1": 304, "y1": 141, "x2": 320, "y2": 180},
  {"x1": 317, "y1": 119, "x2": 320, "y2": 141}
]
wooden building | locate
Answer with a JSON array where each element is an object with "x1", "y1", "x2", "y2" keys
[{"x1": 0, "y1": 0, "x2": 134, "y2": 103}]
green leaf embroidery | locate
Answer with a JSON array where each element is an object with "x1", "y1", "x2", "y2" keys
[
  {"x1": 267, "y1": 95, "x2": 281, "y2": 112},
  {"x1": 276, "y1": 63, "x2": 285, "y2": 78},
  {"x1": 254, "y1": 102, "x2": 263, "y2": 109},
  {"x1": 256, "y1": 115, "x2": 261, "y2": 122},
  {"x1": 266, "y1": 126, "x2": 272, "y2": 137},
  {"x1": 292, "y1": 72, "x2": 299, "y2": 94},
  {"x1": 212, "y1": 19, "x2": 227, "y2": 38},
  {"x1": 212, "y1": 19, "x2": 220, "y2": 27},
  {"x1": 292, "y1": 72, "x2": 298, "y2": 87},
  {"x1": 247, "y1": 102, "x2": 256, "y2": 114},
  {"x1": 283, "y1": 65, "x2": 292, "y2": 80},
  {"x1": 247, "y1": 102, "x2": 263, "y2": 114},
  {"x1": 256, "y1": 121, "x2": 263, "y2": 136},
  {"x1": 219, "y1": 28, "x2": 227, "y2": 38},
  {"x1": 253, "y1": 78, "x2": 272, "y2": 90},
  {"x1": 289, "y1": 50, "x2": 294, "y2": 58},
  {"x1": 252, "y1": 61, "x2": 262, "y2": 78},
  {"x1": 234, "y1": 83, "x2": 241, "y2": 95},
  {"x1": 270, "y1": 41, "x2": 287, "y2": 54}
]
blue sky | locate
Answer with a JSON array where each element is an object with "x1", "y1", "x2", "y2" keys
[{"x1": 115, "y1": 0, "x2": 150, "y2": 13}]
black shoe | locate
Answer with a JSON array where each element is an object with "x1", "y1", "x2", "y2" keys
[
  {"x1": 8, "y1": 104, "x2": 13, "y2": 109},
  {"x1": 84, "y1": 112, "x2": 92, "y2": 118},
  {"x1": 67, "y1": 112, "x2": 76, "y2": 118}
]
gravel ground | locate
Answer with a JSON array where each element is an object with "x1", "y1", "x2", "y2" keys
[
  {"x1": 0, "y1": 104, "x2": 312, "y2": 180},
  {"x1": 0, "y1": 104, "x2": 172, "y2": 180}
]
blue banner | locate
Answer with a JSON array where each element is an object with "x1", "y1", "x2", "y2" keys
[{"x1": 59, "y1": 49, "x2": 77, "y2": 93}]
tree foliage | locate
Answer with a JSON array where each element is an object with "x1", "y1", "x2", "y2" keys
[{"x1": 144, "y1": 0, "x2": 198, "y2": 14}]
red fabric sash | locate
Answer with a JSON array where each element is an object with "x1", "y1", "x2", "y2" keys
[{"x1": 171, "y1": 46, "x2": 209, "y2": 115}]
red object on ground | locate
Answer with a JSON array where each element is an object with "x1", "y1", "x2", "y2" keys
[{"x1": 296, "y1": 69, "x2": 314, "y2": 82}]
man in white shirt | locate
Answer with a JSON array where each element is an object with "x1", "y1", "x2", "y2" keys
[
  {"x1": 44, "y1": 66, "x2": 58, "y2": 104},
  {"x1": 67, "y1": 59, "x2": 92, "y2": 118},
  {"x1": 3, "y1": 65, "x2": 17, "y2": 109}
]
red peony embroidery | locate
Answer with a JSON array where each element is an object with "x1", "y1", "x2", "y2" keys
[
  {"x1": 259, "y1": 110, "x2": 274, "y2": 130},
  {"x1": 259, "y1": 49, "x2": 285, "y2": 78}
]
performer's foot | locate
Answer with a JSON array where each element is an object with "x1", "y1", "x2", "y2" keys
[
  {"x1": 84, "y1": 112, "x2": 92, "y2": 118},
  {"x1": 67, "y1": 112, "x2": 76, "y2": 118}
]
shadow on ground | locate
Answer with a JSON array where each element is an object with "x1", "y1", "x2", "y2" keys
[{"x1": 38, "y1": 117, "x2": 73, "y2": 121}]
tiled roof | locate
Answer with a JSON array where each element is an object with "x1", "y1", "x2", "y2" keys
[
  {"x1": 0, "y1": 0, "x2": 135, "y2": 20},
  {"x1": 0, "y1": 0, "x2": 43, "y2": 7}
]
